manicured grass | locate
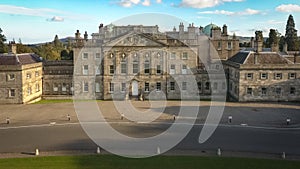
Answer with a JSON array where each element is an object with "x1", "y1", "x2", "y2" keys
[
  {"x1": 34, "y1": 99, "x2": 102, "y2": 104},
  {"x1": 34, "y1": 99, "x2": 74, "y2": 104},
  {"x1": 0, "y1": 155, "x2": 299, "y2": 169}
]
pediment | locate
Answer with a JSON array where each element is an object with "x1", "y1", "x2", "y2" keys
[{"x1": 104, "y1": 32, "x2": 167, "y2": 47}]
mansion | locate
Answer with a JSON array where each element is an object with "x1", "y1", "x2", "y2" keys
[{"x1": 0, "y1": 23, "x2": 299, "y2": 103}]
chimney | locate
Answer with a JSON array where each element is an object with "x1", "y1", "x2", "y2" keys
[
  {"x1": 8, "y1": 41, "x2": 17, "y2": 54},
  {"x1": 179, "y1": 22, "x2": 184, "y2": 34},
  {"x1": 254, "y1": 31, "x2": 263, "y2": 53},
  {"x1": 250, "y1": 37, "x2": 255, "y2": 48},
  {"x1": 254, "y1": 52, "x2": 258, "y2": 64},
  {"x1": 84, "y1": 31, "x2": 88, "y2": 41},
  {"x1": 75, "y1": 30, "x2": 81, "y2": 39},
  {"x1": 271, "y1": 43, "x2": 279, "y2": 53},
  {"x1": 211, "y1": 27, "x2": 221, "y2": 39},
  {"x1": 199, "y1": 26, "x2": 204, "y2": 34},
  {"x1": 222, "y1": 24, "x2": 228, "y2": 36},
  {"x1": 283, "y1": 43, "x2": 288, "y2": 53}
]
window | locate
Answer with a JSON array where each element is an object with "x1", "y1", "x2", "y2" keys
[
  {"x1": 9, "y1": 89, "x2": 15, "y2": 97},
  {"x1": 83, "y1": 65, "x2": 89, "y2": 75},
  {"x1": 234, "y1": 86, "x2": 238, "y2": 94},
  {"x1": 35, "y1": 71, "x2": 39, "y2": 77},
  {"x1": 53, "y1": 84, "x2": 58, "y2": 92},
  {"x1": 213, "y1": 82, "x2": 218, "y2": 90},
  {"x1": 246, "y1": 73, "x2": 253, "y2": 80},
  {"x1": 145, "y1": 82, "x2": 150, "y2": 92},
  {"x1": 170, "y1": 64, "x2": 175, "y2": 74},
  {"x1": 182, "y1": 65, "x2": 187, "y2": 74},
  {"x1": 156, "y1": 82, "x2": 161, "y2": 91},
  {"x1": 7, "y1": 74, "x2": 15, "y2": 81},
  {"x1": 290, "y1": 87, "x2": 296, "y2": 95},
  {"x1": 62, "y1": 83, "x2": 67, "y2": 92},
  {"x1": 217, "y1": 41, "x2": 221, "y2": 50},
  {"x1": 133, "y1": 63, "x2": 139, "y2": 74},
  {"x1": 83, "y1": 82, "x2": 89, "y2": 92},
  {"x1": 109, "y1": 65, "x2": 114, "y2": 75},
  {"x1": 274, "y1": 73, "x2": 282, "y2": 79},
  {"x1": 82, "y1": 53, "x2": 88, "y2": 59},
  {"x1": 170, "y1": 52, "x2": 176, "y2": 59},
  {"x1": 156, "y1": 65, "x2": 161, "y2": 74},
  {"x1": 121, "y1": 62, "x2": 127, "y2": 74},
  {"x1": 170, "y1": 82, "x2": 175, "y2": 91},
  {"x1": 109, "y1": 83, "x2": 114, "y2": 93},
  {"x1": 222, "y1": 82, "x2": 226, "y2": 89},
  {"x1": 261, "y1": 87, "x2": 267, "y2": 96},
  {"x1": 197, "y1": 82, "x2": 202, "y2": 92},
  {"x1": 228, "y1": 42, "x2": 232, "y2": 49},
  {"x1": 95, "y1": 82, "x2": 100, "y2": 93},
  {"x1": 36, "y1": 83, "x2": 40, "y2": 92},
  {"x1": 182, "y1": 52, "x2": 188, "y2": 60},
  {"x1": 246, "y1": 87, "x2": 252, "y2": 95},
  {"x1": 260, "y1": 73, "x2": 268, "y2": 79},
  {"x1": 95, "y1": 53, "x2": 101, "y2": 59},
  {"x1": 144, "y1": 61, "x2": 150, "y2": 74},
  {"x1": 275, "y1": 87, "x2": 281, "y2": 95},
  {"x1": 216, "y1": 64, "x2": 220, "y2": 70},
  {"x1": 205, "y1": 82, "x2": 210, "y2": 90},
  {"x1": 121, "y1": 83, "x2": 126, "y2": 92},
  {"x1": 27, "y1": 87, "x2": 32, "y2": 95},
  {"x1": 26, "y1": 73, "x2": 31, "y2": 79},
  {"x1": 289, "y1": 73, "x2": 296, "y2": 79},
  {"x1": 182, "y1": 82, "x2": 187, "y2": 91},
  {"x1": 95, "y1": 66, "x2": 101, "y2": 75}
]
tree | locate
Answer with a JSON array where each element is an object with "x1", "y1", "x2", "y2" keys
[
  {"x1": 53, "y1": 35, "x2": 62, "y2": 47},
  {"x1": 285, "y1": 14, "x2": 299, "y2": 51},
  {"x1": 266, "y1": 29, "x2": 280, "y2": 48},
  {"x1": 0, "y1": 28, "x2": 7, "y2": 53},
  {"x1": 60, "y1": 49, "x2": 69, "y2": 60}
]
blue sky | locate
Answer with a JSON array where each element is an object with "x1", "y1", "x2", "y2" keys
[{"x1": 0, "y1": 0, "x2": 300, "y2": 43}]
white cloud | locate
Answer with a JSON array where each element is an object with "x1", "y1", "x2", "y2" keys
[
  {"x1": 266, "y1": 20, "x2": 284, "y2": 25},
  {"x1": 276, "y1": 4, "x2": 300, "y2": 13},
  {"x1": 142, "y1": 0, "x2": 151, "y2": 6},
  {"x1": 199, "y1": 10, "x2": 234, "y2": 15},
  {"x1": 180, "y1": 0, "x2": 244, "y2": 9},
  {"x1": 199, "y1": 8, "x2": 261, "y2": 16},
  {"x1": 0, "y1": 4, "x2": 61, "y2": 17},
  {"x1": 47, "y1": 16, "x2": 64, "y2": 22},
  {"x1": 156, "y1": 0, "x2": 162, "y2": 3},
  {"x1": 238, "y1": 8, "x2": 260, "y2": 15},
  {"x1": 119, "y1": 0, "x2": 140, "y2": 7}
]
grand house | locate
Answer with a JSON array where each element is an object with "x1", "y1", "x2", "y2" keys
[{"x1": 0, "y1": 23, "x2": 299, "y2": 103}]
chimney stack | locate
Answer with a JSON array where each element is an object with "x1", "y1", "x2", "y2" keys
[
  {"x1": 8, "y1": 41, "x2": 17, "y2": 54},
  {"x1": 254, "y1": 31, "x2": 263, "y2": 53},
  {"x1": 222, "y1": 24, "x2": 228, "y2": 36},
  {"x1": 283, "y1": 43, "x2": 288, "y2": 53},
  {"x1": 84, "y1": 31, "x2": 88, "y2": 41}
]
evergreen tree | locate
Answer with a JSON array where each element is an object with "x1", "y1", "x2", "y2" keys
[
  {"x1": 0, "y1": 28, "x2": 7, "y2": 53},
  {"x1": 266, "y1": 29, "x2": 280, "y2": 48},
  {"x1": 285, "y1": 14, "x2": 299, "y2": 51},
  {"x1": 53, "y1": 35, "x2": 62, "y2": 47}
]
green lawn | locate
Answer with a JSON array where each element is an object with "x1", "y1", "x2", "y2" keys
[
  {"x1": 34, "y1": 99, "x2": 103, "y2": 104},
  {"x1": 0, "y1": 155, "x2": 299, "y2": 169}
]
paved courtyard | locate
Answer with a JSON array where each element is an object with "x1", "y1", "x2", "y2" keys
[{"x1": 0, "y1": 100, "x2": 300, "y2": 128}]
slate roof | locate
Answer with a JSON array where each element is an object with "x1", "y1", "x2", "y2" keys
[
  {"x1": 228, "y1": 51, "x2": 291, "y2": 65},
  {"x1": 0, "y1": 53, "x2": 42, "y2": 65},
  {"x1": 228, "y1": 52, "x2": 250, "y2": 64}
]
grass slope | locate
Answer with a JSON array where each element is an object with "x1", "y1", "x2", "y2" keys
[{"x1": 0, "y1": 155, "x2": 299, "y2": 169}]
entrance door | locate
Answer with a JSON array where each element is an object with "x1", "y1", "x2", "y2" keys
[{"x1": 132, "y1": 81, "x2": 138, "y2": 96}]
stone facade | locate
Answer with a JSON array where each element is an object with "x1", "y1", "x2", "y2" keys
[
  {"x1": 224, "y1": 31, "x2": 300, "y2": 102},
  {"x1": 42, "y1": 60, "x2": 74, "y2": 99},
  {"x1": 0, "y1": 51, "x2": 43, "y2": 104},
  {"x1": 73, "y1": 23, "x2": 232, "y2": 100}
]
